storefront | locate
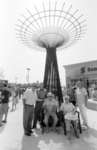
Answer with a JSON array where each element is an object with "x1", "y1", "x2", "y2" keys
[{"x1": 64, "y1": 60, "x2": 97, "y2": 88}]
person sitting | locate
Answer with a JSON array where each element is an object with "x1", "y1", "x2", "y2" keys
[
  {"x1": 60, "y1": 95, "x2": 79, "y2": 140},
  {"x1": 42, "y1": 92, "x2": 59, "y2": 132}
]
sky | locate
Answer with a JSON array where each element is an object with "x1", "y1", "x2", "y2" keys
[{"x1": 0, "y1": 0, "x2": 97, "y2": 85}]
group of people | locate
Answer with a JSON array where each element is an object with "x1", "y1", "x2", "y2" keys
[
  {"x1": 22, "y1": 80, "x2": 88, "y2": 140},
  {"x1": 22, "y1": 85, "x2": 46, "y2": 136},
  {"x1": 11, "y1": 88, "x2": 19, "y2": 112},
  {"x1": 0, "y1": 80, "x2": 88, "y2": 140},
  {"x1": 0, "y1": 84, "x2": 22, "y2": 127}
]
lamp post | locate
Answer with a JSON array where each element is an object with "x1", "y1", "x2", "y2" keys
[{"x1": 26, "y1": 68, "x2": 31, "y2": 84}]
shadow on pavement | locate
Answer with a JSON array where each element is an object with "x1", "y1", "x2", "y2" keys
[
  {"x1": 21, "y1": 131, "x2": 68, "y2": 150},
  {"x1": 89, "y1": 127, "x2": 97, "y2": 138},
  {"x1": 78, "y1": 127, "x2": 97, "y2": 150},
  {"x1": 82, "y1": 127, "x2": 97, "y2": 138},
  {"x1": 0, "y1": 125, "x2": 5, "y2": 134},
  {"x1": 20, "y1": 128, "x2": 97, "y2": 150}
]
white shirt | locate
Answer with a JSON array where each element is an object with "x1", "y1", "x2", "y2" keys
[
  {"x1": 60, "y1": 102, "x2": 74, "y2": 114},
  {"x1": 60, "y1": 102, "x2": 78, "y2": 120},
  {"x1": 23, "y1": 89, "x2": 37, "y2": 105}
]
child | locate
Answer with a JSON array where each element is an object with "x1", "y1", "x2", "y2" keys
[{"x1": 60, "y1": 95, "x2": 79, "y2": 140}]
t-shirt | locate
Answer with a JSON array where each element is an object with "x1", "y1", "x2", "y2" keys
[
  {"x1": 43, "y1": 98, "x2": 58, "y2": 114},
  {"x1": 37, "y1": 89, "x2": 46, "y2": 99},
  {"x1": 23, "y1": 89, "x2": 37, "y2": 105},
  {"x1": 1, "y1": 89, "x2": 11, "y2": 103},
  {"x1": 60, "y1": 102, "x2": 78, "y2": 120},
  {"x1": 60, "y1": 102, "x2": 74, "y2": 114}
]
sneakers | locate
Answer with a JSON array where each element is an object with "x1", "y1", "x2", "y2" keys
[
  {"x1": 24, "y1": 129, "x2": 33, "y2": 136},
  {"x1": 82, "y1": 124, "x2": 88, "y2": 130},
  {"x1": 25, "y1": 133, "x2": 31, "y2": 136},
  {"x1": 2, "y1": 120, "x2": 7, "y2": 123},
  {"x1": 29, "y1": 130, "x2": 33, "y2": 133}
]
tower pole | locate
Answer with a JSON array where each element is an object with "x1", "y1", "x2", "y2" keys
[{"x1": 43, "y1": 47, "x2": 63, "y2": 104}]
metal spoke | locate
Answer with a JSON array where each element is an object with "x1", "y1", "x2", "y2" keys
[{"x1": 16, "y1": 1, "x2": 87, "y2": 50}]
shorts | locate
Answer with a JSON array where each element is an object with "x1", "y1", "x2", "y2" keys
[
  {"x1": 13, "y1": 97, "x2": 18, "y2": 104},
  {"x1": 2, "y1": 103, "x2": 9, "y2": 114}
]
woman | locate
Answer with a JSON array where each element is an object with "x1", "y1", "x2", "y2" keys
[{"x1": 60, "y1": 95, "x2": 79, "y2": 140}]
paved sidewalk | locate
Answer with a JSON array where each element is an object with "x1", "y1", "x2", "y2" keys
[{"x1": 0, "y1": 101, "x2": 97, "y2": 150}]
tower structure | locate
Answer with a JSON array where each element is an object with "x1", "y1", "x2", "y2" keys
[{"x1": 16, "y1": 1, "x2": 87, "y2": 104}]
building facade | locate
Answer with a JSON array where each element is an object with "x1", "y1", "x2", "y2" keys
[{"x1": 64, "y1": 60, "x2": 97, "y2": 88}]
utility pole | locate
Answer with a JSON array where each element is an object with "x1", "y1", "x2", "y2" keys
[{"x1": 26, "y1": 68, "x2": 31, "y2": 84}]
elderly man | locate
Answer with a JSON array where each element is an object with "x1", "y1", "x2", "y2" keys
[
  {"x1": 23, "y1": 87, "x2": 37, "y2": 136},
  {"x1": 43, "y1": 92, "x2": 59, "y2": 131}
]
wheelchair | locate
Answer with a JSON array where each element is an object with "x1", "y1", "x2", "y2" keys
[
  {"x1": 63, "y1": 109, "x2": 82, "y2": 138},
  {"x1": 40, "y1": 105, "x2": 82, "y2": 138}
]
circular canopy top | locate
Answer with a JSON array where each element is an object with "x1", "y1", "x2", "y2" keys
[
  {"x1": 16, "y1": 1, "x2": 87, "y2": 51},
  {"x1": 33, "y1": 27, "x2": 69, "y2": 48}
]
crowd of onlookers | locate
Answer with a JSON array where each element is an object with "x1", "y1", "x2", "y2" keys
[{"x1": 0, "y1": 83, "x2": 24, "y2": 127}]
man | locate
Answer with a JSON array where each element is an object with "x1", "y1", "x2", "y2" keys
[
  {"x1": 1, "y1": 84, "x2": 11, "y2": 123},
  {"x1": 23, "y1": 87, "x2": 37, "y2": 136},
  {"x1": 75, "y1": 80, "x2": 88, "y2": 128},
  {"x1": 32, "y1": 85, "x2": 47, "y2": 129},
  {"x1": 43, "y1": 92, "x2": 59, "y2": 131}
]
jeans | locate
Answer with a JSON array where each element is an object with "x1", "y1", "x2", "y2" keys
[
  {"x1": 32, "y1": 101, "x2": 43, "y2": 128},
  {"x1": 23, "y1": 104, "x2": 34, "y2": 134}
]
